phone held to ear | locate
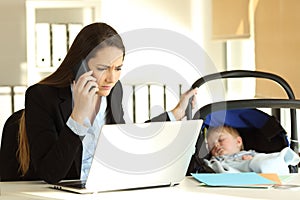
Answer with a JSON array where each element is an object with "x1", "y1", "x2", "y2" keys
[
  {"x1": 75, "y1": 60, "x2": 89, "y2": 81},
  {"x1": 74, "y1": 60, "x2": 97, "y2": 92}
]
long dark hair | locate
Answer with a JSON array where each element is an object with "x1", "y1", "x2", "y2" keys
[
  {"x1": 18, "y1": 22, "x2": 125, "y2": 176},
  {"x1": 39, "y1": 22, "x2": 125, "y2": 87}
]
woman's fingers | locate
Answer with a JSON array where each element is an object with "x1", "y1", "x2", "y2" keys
[{"x1": 74, "y1": 71, "x2": 97, "y2": 93}]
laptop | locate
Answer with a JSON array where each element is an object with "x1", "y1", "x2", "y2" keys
[{"x1": 53, "y1": 120, "x2": 203, "y2": 193}]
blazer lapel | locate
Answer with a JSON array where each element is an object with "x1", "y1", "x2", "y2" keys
[
  {"x1": 58, "y1": 86, "x2": 82, "y2": 176},
  {"x1": 107, "y1": 81, "x2": 125, "y2": 124}
]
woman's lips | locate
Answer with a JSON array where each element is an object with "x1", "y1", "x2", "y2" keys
[{"x1": 101, "y1": 86, "x2": 112, "y2": 90}]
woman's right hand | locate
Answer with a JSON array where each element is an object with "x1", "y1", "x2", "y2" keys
[{"x1": 71, "y1": 70, "x2": 99, "y2": 125}]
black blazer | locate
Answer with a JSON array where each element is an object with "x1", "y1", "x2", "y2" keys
[{"x1": 5, "y1": 81, "x2": 169, "y2": 184}]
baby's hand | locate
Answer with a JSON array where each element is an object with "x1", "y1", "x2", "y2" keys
[{"x1": 242, "y1": 155, "x2": 253, "y2": 160}]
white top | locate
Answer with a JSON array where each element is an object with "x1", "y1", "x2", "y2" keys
[{"x1": 67, "y1": 96, "x2": 107, "y2": 180}]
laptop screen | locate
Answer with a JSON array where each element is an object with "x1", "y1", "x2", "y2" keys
[
  {"x1": 54, "y1": 120, "x2": 203, "y2": 193},
  {"x1": 86, "y1": 120, "x2": 202, "y2": 192}
]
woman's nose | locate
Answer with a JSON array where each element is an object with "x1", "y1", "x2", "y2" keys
[{"x1": 106, "y1": 69, "x2": 117, "y2": 82}]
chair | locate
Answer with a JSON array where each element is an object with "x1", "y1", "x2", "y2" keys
[{"x1": 0, "y1": 109, "x2": 37, "y2": 181}]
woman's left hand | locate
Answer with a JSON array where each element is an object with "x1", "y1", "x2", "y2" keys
[{"x1": 171, "y1": 88, "x2": 197, "y2": 120}]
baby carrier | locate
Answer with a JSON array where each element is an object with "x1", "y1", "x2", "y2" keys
[{"x1": 186, "y1": 70, "x2": 300, "y2": 174}]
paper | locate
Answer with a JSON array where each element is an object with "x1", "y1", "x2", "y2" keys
[
  {"x1": 191, "y1": 172, "x2": 276, "y2": 188},
  {"x1": 259, "y1": 173, "x2": 281, "y2": 184}
]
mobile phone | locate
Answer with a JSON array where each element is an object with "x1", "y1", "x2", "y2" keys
[
  {"x1": 75, "y1": 60, "x2": 89, "y2": 81},
  {"x1": 75, "y1": 60, "x2": 96, "y2": 92}
]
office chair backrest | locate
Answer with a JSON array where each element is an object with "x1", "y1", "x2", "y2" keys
[
  {"x1": 0, "y1": 109, "x2": 24, "y2": 181},
  {"x1": 0, "y1": 109, "x2": 38, "y2": 181}
]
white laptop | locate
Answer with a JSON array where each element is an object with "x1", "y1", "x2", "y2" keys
[{"x1": 53, "y1": 120, "x2": 203, "y2": 193}]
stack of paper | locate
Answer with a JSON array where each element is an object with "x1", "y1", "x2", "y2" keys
[{"x1": 191, "y1": 172, "x2": 281, "y2": 188}]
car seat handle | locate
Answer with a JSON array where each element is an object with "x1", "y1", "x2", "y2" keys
[
  {"x1": 185, "y1": 70, "x2": 296, "y2": 120},
  {"x1": 192, "y1": 70, "x2": 295, "y2": 99}
]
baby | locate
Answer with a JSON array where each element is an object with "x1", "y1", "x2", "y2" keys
[{"x1": 204, "y1": 125, "x2": 300, "y2": 174}]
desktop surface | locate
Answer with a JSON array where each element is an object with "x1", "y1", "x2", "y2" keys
[{"x1": 1, "y1": 175, "x2": 300, "y2": 200}]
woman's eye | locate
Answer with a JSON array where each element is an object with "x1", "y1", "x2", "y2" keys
[{"x1": 116, "y1": 67, "x2": 122, "y2": 71}]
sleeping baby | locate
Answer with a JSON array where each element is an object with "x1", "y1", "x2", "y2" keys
[{"x1": 204, "y1": 125, "x2": 300, "y2": 174}]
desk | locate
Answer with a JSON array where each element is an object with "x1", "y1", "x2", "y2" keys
[{"x1": 1, "y1": 175, "x2": 300, "y2": 200}]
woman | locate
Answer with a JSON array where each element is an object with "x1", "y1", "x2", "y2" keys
[{"x1": 16, "y1": 22, "x2": 197, "y2": 184}]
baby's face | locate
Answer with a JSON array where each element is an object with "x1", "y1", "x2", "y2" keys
[{"x1": 207, "y1": 130, "x2": 242, "y2": 156}]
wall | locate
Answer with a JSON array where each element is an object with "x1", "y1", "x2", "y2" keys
[
  {"x1": 0, "y1": 0, "x2": 227, "y2": 138},
  {"x1": 99, "y1": 0, "x2": 227, "y2": 109},
  {"x1": 0, "y1": 0, "x2": 226, "y2": 87},
  {"x1": 0, "y1": 0, "x2": 27, "y2": 86},
  {"x1": 0, "y1": 1, "x2": 27, "y2": 140},
  {"x1": 255, "y1": 0, "x2": 300, "y2": 99}
]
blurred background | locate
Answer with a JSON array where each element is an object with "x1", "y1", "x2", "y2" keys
[{"x1": 1, "y1": 0, "x2": 300, "y2": 147}]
